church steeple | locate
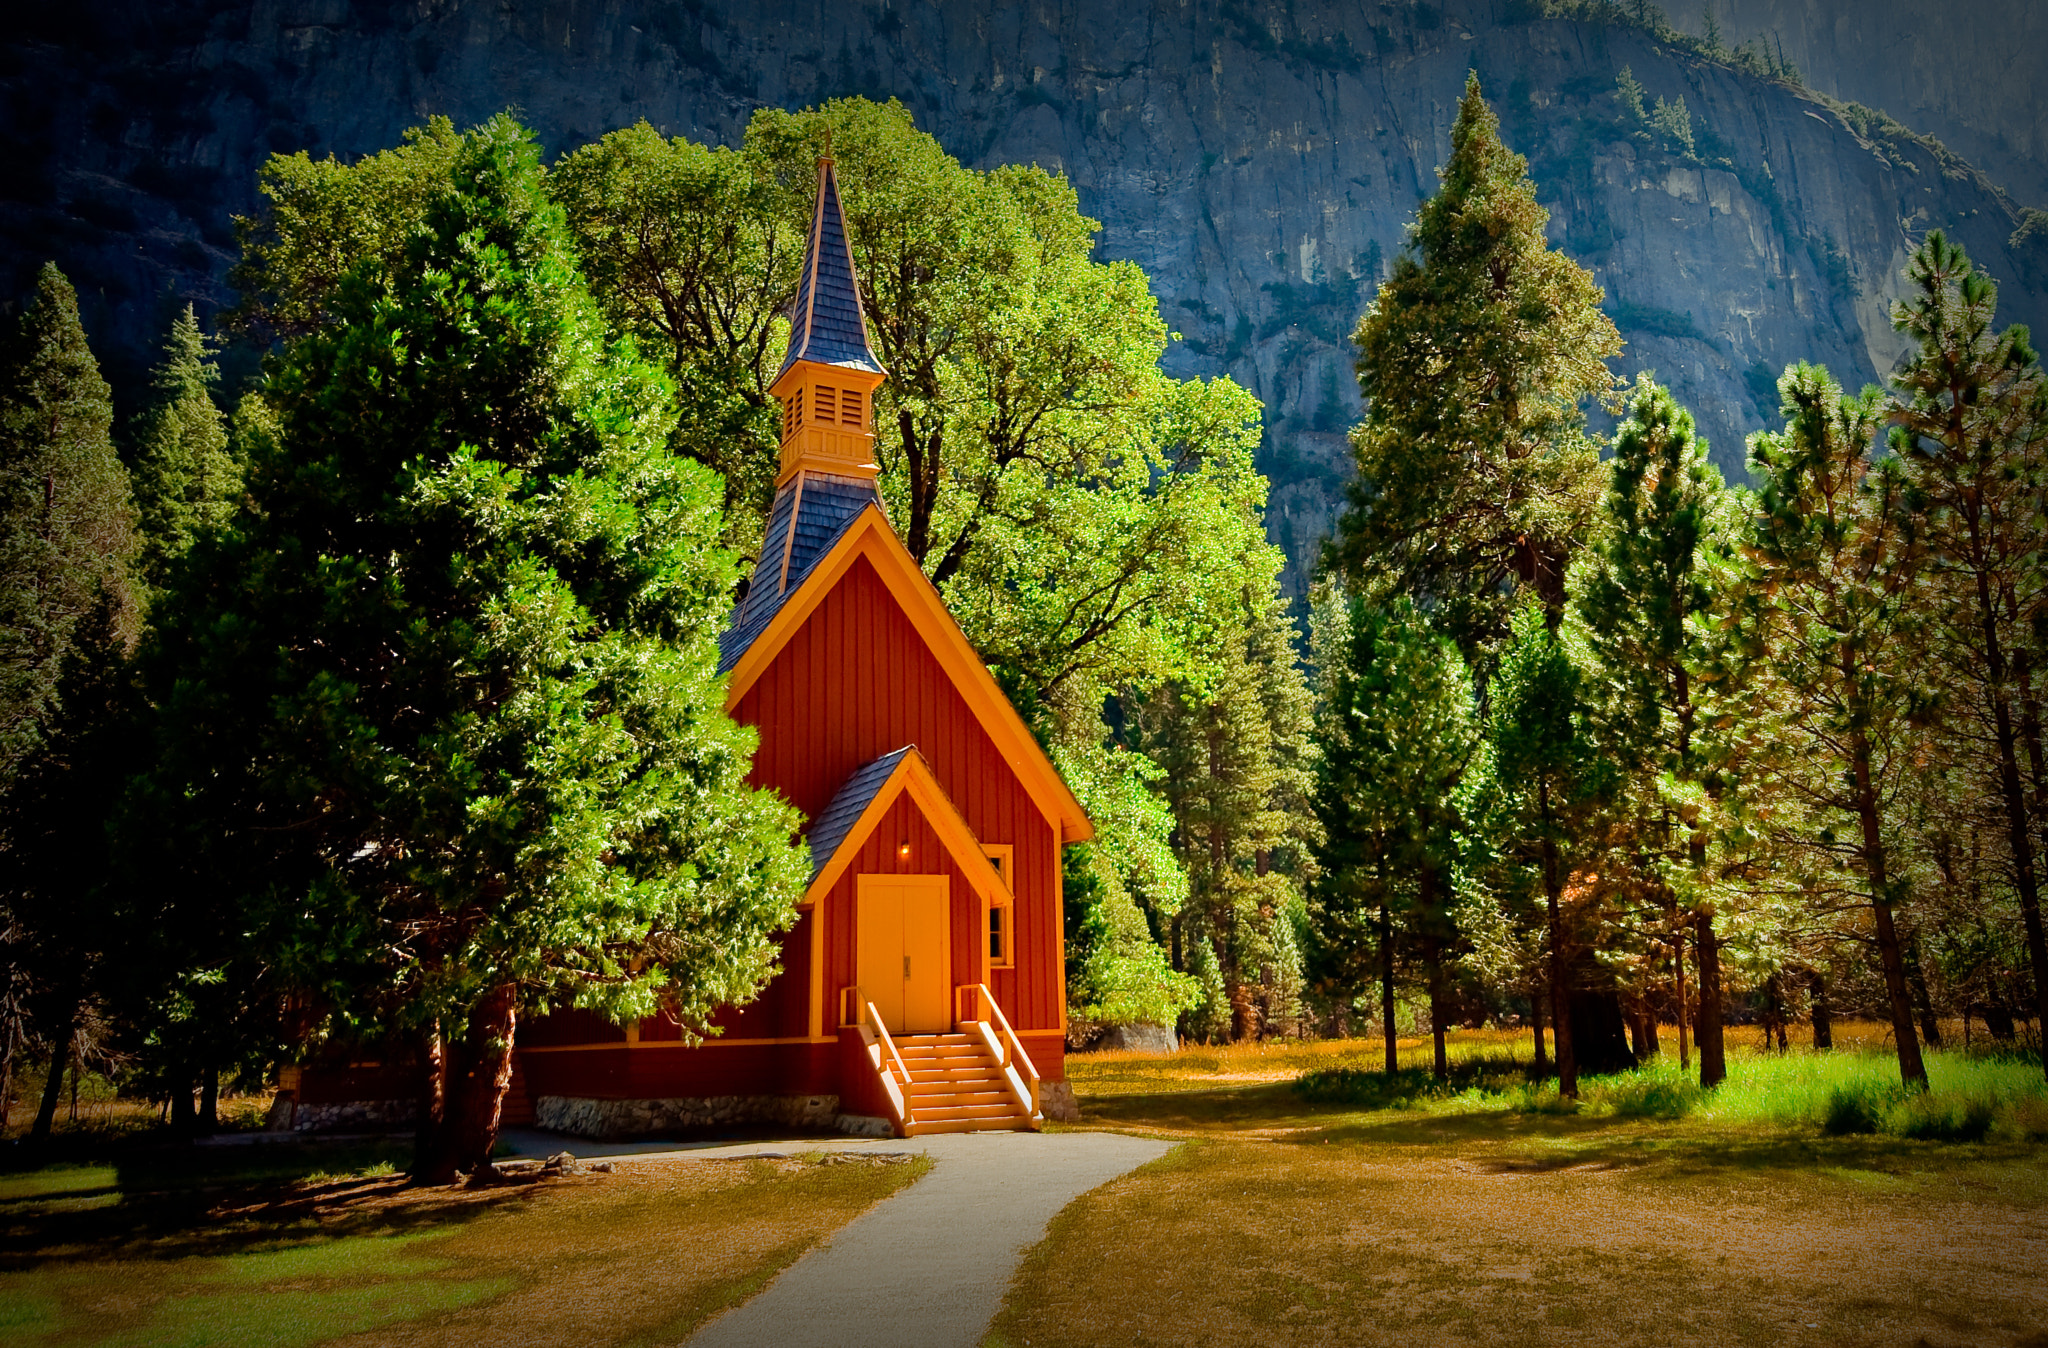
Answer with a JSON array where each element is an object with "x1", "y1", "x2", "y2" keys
[{"x1": 770, "y1": 155, "x2": 886, "y2": 486}]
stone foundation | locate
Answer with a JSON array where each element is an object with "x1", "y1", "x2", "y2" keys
[
  {"x1": 534, "y1": 1093, "x2": 840, "y2": 1140},
  {"x1": 1040, "y1": 1079, "x2": 1081, "y2": 1123},
  {"x1": 292, "y1": 1098, "x2": 418, "y2": 1132},
  {"x1": 832, "y1": 1113, "x2": 896, "y2": 1137}
]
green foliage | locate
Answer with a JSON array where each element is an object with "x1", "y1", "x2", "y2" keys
[
  {"x1": 227, "y1": 117, "x2": 466, "y2": 343},
  {"x1": 0, "y1": 264, "x2": 137, "y2": 793},
  {"x1": 1885, "y1": 230, "x2": 2048, "y2": 1068},
  {"x1": 129, "y1": 305, "x2": 241, "y2": 588},
  {"x1": 1607, "y1": 299, "x2": 1705, "y2": 341},
  {"x1": 1613, "y1": 67, "x2": 1697, "y2": 159},
  {"x1": 139, "y1": 118, "x2": 807, "y2": 1151},
  {"x1": 1330, "y1": 73, "x2": 1619, "y2": 649},
  {"x1": 551, "y1": 122, "x2": 797, "y2": 528},
  {"x1": 1733, "y1": 363, "x2": 1933, "y2": 1088},
  {"x1": 1820, "y1": 1080, "x2": 1901, "y2": 1135},
  {"x1": 1134, "y1": 584, "x2": 1318, "y2": 1035}
]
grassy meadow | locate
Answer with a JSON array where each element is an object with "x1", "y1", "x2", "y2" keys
[
  {"x1": 988, "y1": 1024, "x2": 2048, "y2": 1348},
  {"x1": 0, "y1": 1141, "x2": 924, "y2": 1348}
]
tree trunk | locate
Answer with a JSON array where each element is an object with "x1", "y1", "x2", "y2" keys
[
  {"x1": 417, "y1": 985, "x2": 519, "y2": 1185},
  {"x1": 1530, "y1": 986, "x2": 1547, "y2": 1073},
  {"x1": 1423, "y1": 934, "x2": 1447, "y2": 1080},
  {"x1": 1809, "y1": 968, "x2": 1833, "y2": 1050},
  {"x1": 1674, "y1": 913, "x2": 1689, "y2": 1072},
  {"x1": 412, "y1": 1022, "x2": 450, "y2": 1182},
  {"x1": 169, "y1": 1066, "x2": 195, "y2": 1134},
  {"x1": 1694, "y1": 911, "x2": 1726, "y2": 1088},
  {"x1": 1978, "y1": 572, "x2": 2048, "y2": 1082},
  {"x1": 30, "y1": 1001, "x2": 76, "y2": 1143},
  {"x1": 1542, "y1": 834, "x2": 1575, "y2": 1099},
  {"x1": 1380, "y1": 902, "x2": 1397, "y2": 1075},
  {"x1": 1905, "y1": 939, "x2": 1943, "y2": 1048},
  {"x1": 198, "y1": 1066, "x2": 219, "y2": 1135},
  {"x1": 1850, "y1": 729, "x2": 1929, "y2": 1089}
]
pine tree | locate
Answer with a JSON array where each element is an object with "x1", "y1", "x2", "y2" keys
[
  {"x1": 130, "y1": 305, "x2": 240, "y2": 587},
  {"x1": 140, "y1": 117, "x2": 810, "y2": 1181},
  {"x1": 0, "y1": 264, "x2": 137, "y2": 790},
  {"x1": 1491, "y1": 603, "x2": 1621, "y2": 1098},
  {"x1": 1575, "y1": 377, "x2": 1738, "y2": 1085},
  {"x1": 1888, "y1": 230, "x2": 2048, "y2": 1078},
  {"x1": 4, "y1": 593, "x2": 131, "y2": 1141},
  {"x1": 1330, "y1": 73, "x2": 1619, "y2": 653},
  {"x1": 1311, "y1": 597, "x2": 1479, "y2": 1076},
  {"x1": 1737, "y1": 364, "x2": 1931, "y2": 1090},
  {"x1": 1134, "y1": 588, "x2": 1316, "y2": 1040}
]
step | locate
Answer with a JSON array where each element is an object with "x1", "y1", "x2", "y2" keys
[
  {"x1": 909, "y1": 1115, "x2": 1034, "y2": 1135},
  {"x1": 913, "y1": 1100, "x2": 1026, "y2": 1120},
  {"x1": 894, "y1": 1034, "x2": 975, "y2": 1048},
  {"x1": 905, "y1": 1074, "x2": 1005, "y2": 1091},
  {"x1": 902, "y1": 1059, "x2": 999, "y2": 1074},
  {"x1": 907, "y1": 1089, "x2": 1012, "y2": 1108}
]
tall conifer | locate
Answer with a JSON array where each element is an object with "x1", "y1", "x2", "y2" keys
[
  {"x1": 0, "y1": 265, "x2": 136, "y2": 788},
  {"x1": 1330, "y1": 73, "x2": 1619, "y2": 653},
  {"x1": 130, "y1": 305, "x2": 240, "y2": 586},
  {"x1": 1576, "y1": 378, "x2": 1737, "y2": 1085},
  {"x1": 1739, "y1": 365, "x2": 1931, "y2": 1089},
  {"x1": 142, "y1": 118, "x2": 808, "y2": 1180},
  {"x1": 1888, "y1": 231, "x2": 2048, "y2": 1076}
]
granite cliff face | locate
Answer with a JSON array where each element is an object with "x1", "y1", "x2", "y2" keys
[{"x1": 7, "y1": 0, "x2": 2044, "y2": 599}]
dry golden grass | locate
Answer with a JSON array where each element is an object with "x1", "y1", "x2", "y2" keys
[
  {"x1": 2, "y1": 1149, "x2": 926, "y2": 1347},
  {"x1": 988, "y1": 1028, "x2": 2048, "y2": 1348}
]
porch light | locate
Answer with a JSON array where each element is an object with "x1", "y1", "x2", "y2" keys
[{"x1": 898, "y1": 840, "x2": 912, "y2": 859}]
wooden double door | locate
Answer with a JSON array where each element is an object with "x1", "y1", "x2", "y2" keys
[{"x1": 857, "y1": 874, "x2": 951, "y2": 1034}]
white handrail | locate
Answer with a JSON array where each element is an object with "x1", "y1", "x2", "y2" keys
[
  {"x1": 957, "y1": 983, "x2": 1040, "y2": 1118},
  {"x1": 846, "y1": 984, "x2": 914, "y2": 1132}
]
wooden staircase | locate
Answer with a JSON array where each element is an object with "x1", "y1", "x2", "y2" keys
[
  {"x1": 894, "y1": 1032, "x2": 1037, "y2": 1134},
  {"x1": 845, "y1": 983, "x2": 1043, "y2": 1137}
]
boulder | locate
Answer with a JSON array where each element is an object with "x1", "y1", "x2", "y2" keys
[{"x1": 1096, "y1": 1022, "x2": 1179, "y2": 1055}]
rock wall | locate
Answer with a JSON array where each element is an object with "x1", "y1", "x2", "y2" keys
[
  {"x1": 7, "y1": 0, "x2": 2043, "y2": 599},
  {"x1": 1702, "y1": 0, "x2": 2048, "y2": 206},
  {"x1": 533, "y1": 1092, "x2": 841, "y2": 1140}
]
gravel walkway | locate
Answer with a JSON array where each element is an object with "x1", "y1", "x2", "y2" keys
[{"x1": 502, "y1": 1127, "x2": 1171, "y2": 1348}]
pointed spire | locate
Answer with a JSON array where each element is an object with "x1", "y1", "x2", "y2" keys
[{"x1": 778, "y1": 156, "x2": 885, "y2": 380}]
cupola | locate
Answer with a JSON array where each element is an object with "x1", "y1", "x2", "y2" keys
[{"x1": 770, "y1": 154, "x2": 887, "y2": 485}]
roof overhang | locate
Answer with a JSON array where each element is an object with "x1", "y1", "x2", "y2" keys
[{"x1": 804, "y1": 747, "x2": 1008, "y2": 908}]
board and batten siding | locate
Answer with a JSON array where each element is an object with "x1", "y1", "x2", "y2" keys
[{"x1": 732, "y1": 554, "x2": 1064, "y2": 1044}]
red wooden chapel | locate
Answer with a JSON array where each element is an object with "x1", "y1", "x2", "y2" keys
[{"x1": 478, "y1": 154, "x2": 1090, "y2": 1139}]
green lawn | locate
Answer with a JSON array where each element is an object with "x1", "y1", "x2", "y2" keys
[
  {"x1": 0, "y1": 1141, "x2": 925, "y2": 1348},
  {"x1": 991, "y1": 1028, "x2": 2048, "y2": 1347}
]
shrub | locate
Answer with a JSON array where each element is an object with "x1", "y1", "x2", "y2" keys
[
  {"x1": 1997, "y1": 1094, "x2": 2048, "y2": 1141},
  {"x1": 1600, "y1": 1076, "x2": 1704, "y2": 1120},
  {"x1": 1889, "y1": 1093, "x2": 1997, "y2": 1143},
  {"x1": 1821, "y1": 1081, "x2": 1902, "y2": 1135}
]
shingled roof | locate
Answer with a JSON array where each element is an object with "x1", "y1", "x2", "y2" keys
[
  {"x1": 804, "y1": 746, "x2": 914, "y2": 884},
  {"x1": 777, "y1": 157, "x2": 884, "y2": 380},
  {"x1": 717, "y1": 472, "x2": 887, "y2": 674}
]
